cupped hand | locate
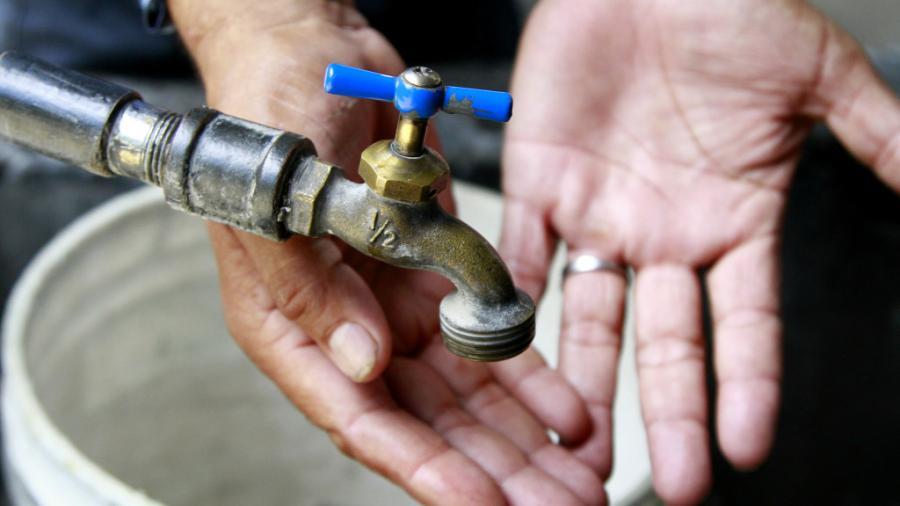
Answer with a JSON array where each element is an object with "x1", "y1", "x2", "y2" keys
[
  {"x1": 171, "y1": 2, "x2": 604, "y2": 504},
  {"x1": 502, "y1": 0, "x2": 900, "y2": 503}
]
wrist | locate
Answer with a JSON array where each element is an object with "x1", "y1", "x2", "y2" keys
[
  {"x1": 169, "y1": 0, "x2": 364, "y2": 65},
  {"x1": 169, "y1": 1, "x2": 373, "y2": 102}
]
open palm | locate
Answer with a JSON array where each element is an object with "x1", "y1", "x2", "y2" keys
[{"x1": 501, "y1": 0, "x2": 900, "y2": 503}]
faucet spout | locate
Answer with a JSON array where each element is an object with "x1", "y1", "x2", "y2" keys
[{"x1": 287, "y1": 167, "x2": 535, "y2": 361}]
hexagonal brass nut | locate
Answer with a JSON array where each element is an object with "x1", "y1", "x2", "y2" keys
[
  {"x1": 287, "y1": 159, "x2": 335, "y2": 236},
  {"x1": 359, "y1": 140, "x2": 450, "y2": 202}
]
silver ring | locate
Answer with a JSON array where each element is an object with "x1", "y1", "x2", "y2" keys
[{"x1": 563, "y1": 254, "x2": 629, "y2": 281}]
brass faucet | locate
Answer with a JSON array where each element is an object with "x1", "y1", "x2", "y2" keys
[{"x1": 0, "y1": 52, "x2": 535, "y2": 361}]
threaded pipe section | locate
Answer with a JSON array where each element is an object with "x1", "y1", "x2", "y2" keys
[
  {"x1": 145, "y1": 112, "x2": 181, "y2": 186},
  {"x1": 438, "y1": 289, "x2": 536, "y2": 362},
  {"x1": 440, "y1": 312, "x2": 535, "y2": 362}
]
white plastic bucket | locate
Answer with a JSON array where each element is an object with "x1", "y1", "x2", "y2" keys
[{"x1": 2, "y1": 183, "x2": 650, "y2": 505}]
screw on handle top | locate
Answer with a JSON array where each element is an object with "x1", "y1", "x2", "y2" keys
[{"x1": 323, "y1": 63, "x2": 513, "y2": 123}]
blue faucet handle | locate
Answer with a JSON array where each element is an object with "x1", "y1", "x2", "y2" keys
[{"x1": 323, "y1": 63, "x2": 512, "y2": 123}]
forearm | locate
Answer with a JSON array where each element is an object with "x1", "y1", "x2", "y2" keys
[{"x1": 169, "y1": 0, "x2": 358, "y2": 52}]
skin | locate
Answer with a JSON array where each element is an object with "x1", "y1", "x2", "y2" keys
[
  {"x1": 501, "y1": 0, "x2": 900, "y2": 504},
  {"x1": 168, "y1": 0, "x2": 900, "y2": 504},
  {"x1": 170, "y1": 1, "x2": 603, "y2": 504}
]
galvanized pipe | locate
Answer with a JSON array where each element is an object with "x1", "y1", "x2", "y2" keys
[{"x1": 0, "y1": 52, "x2": 138, "y2": 177}]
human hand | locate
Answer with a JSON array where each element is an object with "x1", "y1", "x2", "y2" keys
[
  {"x1": 502, "y1": 0, "x2": 900, "y2": 503},
  {"x1": 170, "y1": 1, "x2": 604, "y2": 503}
]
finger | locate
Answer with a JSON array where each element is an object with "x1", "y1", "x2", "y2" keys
[
  {"x1": 421, "y1": 342, "x2": 604, "y2": 504},
  {"x1": 422, "y1": 342, "x2": 543, "y2": 449},
  {"x1": 388, "y1": 357, "x2": 592, "y2": 506},
  {"x1": 707, "y1": 235, "x2": 781, "y2": 469},
  {"x1": 808, "y1": 21, "x2": 900, "y2": 190},
  {"x1": 370, "y1": 268, "x2": 451, "y2": 354},
  {"x1": 497, "y1": 197, "x2": 590, "y2": 444},
  {"x1": 635, "y1": 264, "x2": 710, "y2": 505},
  {"x1": 489, "y1": 347, "x2": 592, "y2": 444},
  {"x1": 212, "y1": 225, "x2": 392, "y2": 383},
  {"x1": 208, "y1": 225, "x2": 502, "y2": 505},
  {"x1": 558, "y1": 253, "x2": 629, "y2": 479},
  {"x1": 499, "y1": 197, "x2": 557, "y2": 301}
]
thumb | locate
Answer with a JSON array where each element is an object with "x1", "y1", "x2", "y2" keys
[
  {"x1": 807, "y1": 21, "x2": 900, "y2": 190},
  {"x1": 208, "y1": 223, "x2": 392, "y2": 383}
]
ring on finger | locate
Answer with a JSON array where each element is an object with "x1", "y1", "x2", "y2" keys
[{"x1": 562, "y1": 254, "x2": 630, "y2": 282}]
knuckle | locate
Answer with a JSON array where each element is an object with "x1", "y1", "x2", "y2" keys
[
  {"x1": 561, "y1": 319, "x2": 621, "y2": 350},
  {"x1": 327, "y1": 430, "x2": 355, "y2": 459},
  {"x1": 636, "y1": 335, "x2": 704, "y2": 369},
  {"x1": 272, "y1": 277, "x2": 323, "y2": 323}
]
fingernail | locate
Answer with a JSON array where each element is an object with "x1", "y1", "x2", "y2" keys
[{"x1": 329, "y1": 323, "x2": 378, "y2": 381}]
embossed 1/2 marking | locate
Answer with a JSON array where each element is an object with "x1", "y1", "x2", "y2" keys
[{"x1": 368, "y1": 209, "x2": 397, "y2": 248}]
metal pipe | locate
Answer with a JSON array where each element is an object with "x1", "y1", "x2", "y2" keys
[
  {"x1": 0, "y1": 52, "x2": 316, "y2": 240},
  {"x1": 392, "y1": 115, "x2": 428, "y2": 157},
  {"x1": 106, "y1": 100, "x2": 178, "y2": 183},
  {"x1": 0, "y1": 51, "x2": 535, "y2": 362},
  {"x1": 0, "y1": 52, "x2": 137, "y2": 177}
]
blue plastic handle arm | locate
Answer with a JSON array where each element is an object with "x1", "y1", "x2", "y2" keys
[
  {"x1": 443, "y1": 86, "x2": 512, "y2": 123},
  {"x1": 323, "y1": 63, "x2": 512, "y2": 122},
  {"x1": 323, "y1": 64, "x2": 396, "y2": 103}
]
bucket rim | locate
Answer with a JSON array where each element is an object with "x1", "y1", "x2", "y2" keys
[{"x1": 2, "y1": 186, "x2": 166, "y2": 505}]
